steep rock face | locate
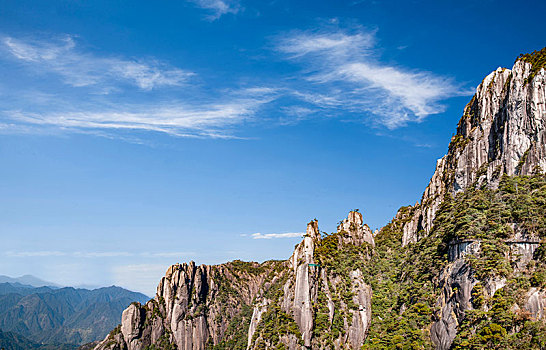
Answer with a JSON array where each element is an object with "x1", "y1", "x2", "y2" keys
[
  {"x1": 402, "y1": 58, "x2": 546, "y2": 245},
  {"x1": 249, "y1": 213, "x2": 373, "y2": 349},
  {"x1": 430, "y1": 259, "x2": 477, "y2": 350},
  {"x1": 289, "y1": 220, "x2": 320, "y2": 347},
  {"x1": 120, "y1": 304, "x2": 145, "y2": 350},
  {"x1": 525, "y1": 288, "x2": 546, "y2": 320},
  {"x1": 95, "y1": 50, "x2": 546, "y2": 350},
  {"x1": 246, "y1": 299, "x2": 268, "y2": 348},
  {"x1": 337, "y1": 211, "x2": 375, "y2": 247},
  {"x1": 346, "y1": 269, "x2": 372, "y2": 349},
  {"x1": 95, "y1": 212, "x2": 374, "y2": 350},
  {"x1": 96, "y1": 259, "x2": 276, "y2": 350},
  {"x1": 431, "y1": 233, "x2": 545, "y2": 350}
]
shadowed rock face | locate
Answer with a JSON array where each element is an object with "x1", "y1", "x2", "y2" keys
[
  {"x1": 431, "y1": 234, "x2": 544, "y2": 350},
  {"x1": 431, "y1": 260, "x2": 477, "y2": 350}
]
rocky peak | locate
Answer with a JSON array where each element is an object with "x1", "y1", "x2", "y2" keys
[
  {"x1": 306, "y1": 219, "x2": 320, "y2": 240},
  {"x1": 337, "y1": 210, "x2": 363, "y2": 231},
  {"x1": 290, "y1": 220, "x2": 320, "y2": 268},
  {"x1": 402, "y1": 50, "x2": 546, "y2": 245},
  {"x1": 94, "y1": 49, "x2": 546, "y2": 350},
  {"x1": 337, "y1": 210, "x2": 375, "y2": 246}
]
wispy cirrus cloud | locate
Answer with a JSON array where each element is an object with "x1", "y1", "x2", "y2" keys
[
  {"x1": 3, "y1": 87, "x2": 277, "y2": 138},
  {"x1": 2, "y1": 36, "x2": 194, "y2": 90},
  {"x1": 0, "y1": 35, "x2": 280, "y2": 139},
  {"x1": 187, "y1": 0, "x2": 240, "y2": 20},
  {"x1": 250, "y1": 232, "x2": 304, "y2": 239},
  {"x1": 0, "y1": 28, "x2": 469, "y2": 140},
  {"x1": 4, "y1": 250, "x2": 195, "y2": 258},
  {"x1": 277, "y1": 28, "x2": 469, "y2": 128}
]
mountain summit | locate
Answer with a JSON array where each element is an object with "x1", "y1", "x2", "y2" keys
[
  {"x1": 402, "y1": 48, "x2": 546, "y2": 246},
  {"x1": 95, "y1": 48, "x2": 546, "y2": 350}
]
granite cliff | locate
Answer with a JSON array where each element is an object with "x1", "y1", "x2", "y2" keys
[
  {"x1": 95, "y1": 212, "x2": 374, "y2": 350},
  {"x1": 401, "y1": 49, "x2": 546, "y2": 245},
  {"x1": 95, "y1": 48, "x2": 546, "y2": 349}
]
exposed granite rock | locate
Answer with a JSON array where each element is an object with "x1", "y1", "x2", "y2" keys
[
  {"x1": 425, "y1": 55, "x2": 546, "y2": 349},
  {"x1": 447, "y1": 240, "x2": 481, "y2": 262},
  {"x1": 346, "y1": 269, "x2": 372, "y2": 349},
  {"x1": 95, "y1": 52, "x2": 546, "y2": 350},
  {"x1": 432, "y1": 234, "x2": 543, "y2": 349},
  {"x1": 95, "y1": 214, "x2": 374, "y2": 350},
  {"x1": 431, "y1": 259, "x2": 477, "y2": 350},
  {"x1": 402, "y1": 59, "x2": 546, "y2": 245},
  {"x1": 247, "y1": 298, "x2": 268, "y2": 348},
  {"x1": 337, "y1": 211, "x2": 375, "y2": 247},
  {"x1": 96, "y1": 259, "x2": 276, "y2": 350},
  {"x1": 525, "y1": 288, "x2": 546, "y2": 320},
  {"x1": 120, "y1": 303, "x2": 145, "y2": 350},
  {"x1": 289, "y1": 220, "x2": 320, "y2": 347}
]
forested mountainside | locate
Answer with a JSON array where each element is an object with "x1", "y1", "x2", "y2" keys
[
  {"x1": 95, "y1": 48, "x2": 546, "y2": 350},
  {"x1": 0, "y1": 283, "x2": 148, "y2": 347},
  {"x1": 0, "y1": 329, "x2": 76, "y2": 350}
]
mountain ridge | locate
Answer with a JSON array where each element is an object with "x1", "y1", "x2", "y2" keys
[
  {"x1": 94, "y1": 48, "x2": 546, "y2": 350},
  {"x1": 0, "y1": 275, "x2": 61, "y2": 288},
  {"x1": 0, "y1": 283, "x2": 149, "y2": 347}
]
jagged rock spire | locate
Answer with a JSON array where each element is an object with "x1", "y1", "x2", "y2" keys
[
  {"x1": 337, "y1": 210, "x2": 375, "y2": 247},
  {"x1": 306, "y1": 219, "x2": 320, "y2": 240}
]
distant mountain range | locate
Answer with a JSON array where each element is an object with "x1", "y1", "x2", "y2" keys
[
  {"x1": 0, "y1": 275, "x2": 61, "y2": 288},
  {"x1": 0, "y1": 279, "x2": 149, "y2": 349}
]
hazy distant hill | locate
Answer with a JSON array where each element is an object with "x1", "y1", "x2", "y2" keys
[
  {"x1": 0, "y1": 275, "x2": 61, "y2": 288},
  {"x1": 0, "y1": 282, "x2": 149, "y2": 346}
]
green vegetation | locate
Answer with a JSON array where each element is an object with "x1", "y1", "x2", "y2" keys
[
  {"x1": 313, "y1": 229, "x2": 373, "y2": 345},
  {"x1": 207, "y1": 305, "x2": 253, "y2": 350},
  {"x1": 362, "y1": 174, "x2": 546, "y2": 349},
  {"x1": 0, "y1": 329, "x2": 78, "y2": 350},
  {"x1": 211, "y1": 260, "x2": 291, "y2": 349},
  {"x1": 517, "y1": 47, "x2": 546, "y2": 84},
  {"x1": 251, "y1": 304, "x2": 302, "y2": 349},
  {"x1": 144, "y1": 332, "x2": 177, "y2": 350},
  {"x1": 362, "y1": 209, "x2": 438, "y2": 349},
  {"x1": 106, "y1": 174, "x2": 546, "y2": 350},
  {"x1": 227, "y1": 260, "x2": 267, "y2": 276},
  {"x1": 248, "y1": 266, "x2": 303, "y2": 349},
  {"x1": 453, "y1": 278, "x2": 546, "y2": 349}
]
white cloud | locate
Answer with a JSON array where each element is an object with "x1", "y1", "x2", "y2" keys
[
  {"x1": 3, "y1": 250, "x2": 195, "y2": 258},
  {"x1": 188, "y1": 0, "x2": 240, "y2": 20},
  {"x1": 141, "y1": 252, "x2": 196, "y2": 258},
  {"x1": 2, "y1": 36, "x2": 194, "y2": 90},
  {"x1": 279, "y1": 106, "x2": 315, "y2": 125},
  {"x1": 277, "y1": 28, "x2": 468, "y2": 128},
  {"x1": 4, "y1": 88, "x2": 277, "y2": 138},
  {"x1": 251, "y1": 232, "x2": 304, "y2": 239},
  {"x1": 4, "y1": 251, "x2": 67, "y2": 257},
  {"x1": 0, "y1": 29, "x2": 470, "y2": 140},
  {"x1": 278, "y1": 30, "x2": 375, "y2": 58},
  {"x1": 73, "y1": 251, "x2": 133, "y2": 258}
]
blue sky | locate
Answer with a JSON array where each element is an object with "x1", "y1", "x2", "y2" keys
[{"x1": 0, "y1": 0, "x2": 544, "y2": 295}]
